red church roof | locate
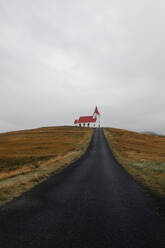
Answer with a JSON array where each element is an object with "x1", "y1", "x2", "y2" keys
[
  {"x1": 94, "y1": 106, "x2": 100, "y2": 115},
  {"x1": 78, "y1": 116, "x2": 96, "y2": 123},
  {"x1": 74, "y1": 120, "x2": 78, "y2": 124}
]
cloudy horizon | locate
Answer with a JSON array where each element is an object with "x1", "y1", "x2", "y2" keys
[{"x1": 0, "y1": 0, "x2": 165, "y2": 134}]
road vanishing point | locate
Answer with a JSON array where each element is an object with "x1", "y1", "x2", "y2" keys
[{"x1": 0, "y1": 128, "x2": 165, "y2": 248}]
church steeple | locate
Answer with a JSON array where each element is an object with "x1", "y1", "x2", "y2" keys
[
  {"x1": 93, "y1": 106, "x2": 100, "y2": 115},
  {"x1": 93, "y1": 106, "x2": 100, "y2": 127}
]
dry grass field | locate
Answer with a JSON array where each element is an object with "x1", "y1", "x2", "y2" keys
[
  {"x1": 104, "y1": 127, "x2": 165, "y2": 215},
  {"x1": 0, "y1": 126, "x2": 93, "y2": 205}
]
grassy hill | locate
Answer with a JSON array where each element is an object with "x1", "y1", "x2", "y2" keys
[
  {"x1": 104, "y1": 127, "x2": 165, "y2": 216},
  {"x1": 0, "y1": 126, "x2": 93, "y2": 205}
]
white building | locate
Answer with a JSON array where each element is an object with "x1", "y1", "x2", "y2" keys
[{"x1": 74, "y1": 106, "x2": 100, "y2": 128}]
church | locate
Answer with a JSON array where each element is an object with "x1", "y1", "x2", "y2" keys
[{"x1": 74, "y1": 106, "x2": 100, "y2": 128}]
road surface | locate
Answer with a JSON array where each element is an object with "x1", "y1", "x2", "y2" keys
[{"x1": 0, "y1": 128, "x2": 165, "y2": 248}]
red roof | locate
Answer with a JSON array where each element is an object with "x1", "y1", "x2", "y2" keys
[
  {"x1": 74, "y1": 120, "x2": 78, "y2": 124},
  {"x1": 94, "y1": 106, "x2": 100, "y2": 115},
  {"x1": 78, "y1": 116, "x2": 96, "y2": 123}
]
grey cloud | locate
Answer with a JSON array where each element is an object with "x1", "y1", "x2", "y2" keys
[{"x1": 0, "y1": 0, "x2": 165, "y2": 134}]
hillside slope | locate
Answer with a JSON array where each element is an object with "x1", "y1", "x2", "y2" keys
[
  {"x1": 104, "y1": 127, "x2": 165, "y2": 216},
  {"x1": 0, "y1": 126, "x2": 93, "y2": 205}
]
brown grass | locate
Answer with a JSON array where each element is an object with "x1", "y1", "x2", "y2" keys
[
  {"x1": 104, "y1": 127, "x2": 165, "y2": 215},
  {"x1": 0, "y1": 126, "x2": 93, "y2": 205}
]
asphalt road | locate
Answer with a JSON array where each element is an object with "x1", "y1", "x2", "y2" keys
[{"x1": 0, "y1": 128, "x2": 165, "y2": 248}]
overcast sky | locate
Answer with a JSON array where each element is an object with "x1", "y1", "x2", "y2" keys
[{"x1": 0, "y1": 0, "x2": 165, "y2": 133}]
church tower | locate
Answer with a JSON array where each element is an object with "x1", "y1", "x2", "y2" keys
[{"x1": 93, "y1": 106, "x2": 100, "y2": 127}]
